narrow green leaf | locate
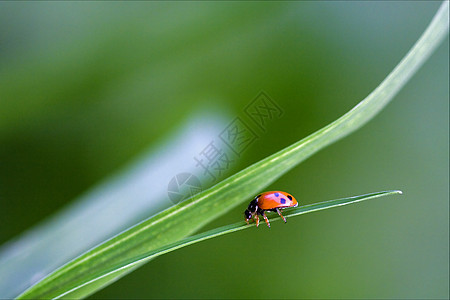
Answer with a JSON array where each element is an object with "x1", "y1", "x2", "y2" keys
[
  {"x1": 0, "y1": 113, "x2": 229, "y2": 298},
  {"x1": 18, "y1": 1, "x2": 449, "y2": 299},
  {"x1": 33, "y1": 191, "x2": 405, "y2": 299}
]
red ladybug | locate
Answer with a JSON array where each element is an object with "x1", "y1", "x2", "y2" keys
[{"x1": 244, "y1": 191, "x2": 298, "y2": 228}]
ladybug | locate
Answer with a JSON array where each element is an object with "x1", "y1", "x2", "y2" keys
[{"x1": 244, "y1": 191, "x2": 298, "y2": 228}]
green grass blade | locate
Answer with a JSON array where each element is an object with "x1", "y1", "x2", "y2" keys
[
  {"x1": 0, "y1": 114, "x2": 228, "y2": 298},
  {"x1": 17, "y1": 2, "x2": 448, "y2": 299},
  {"x1": 37, "y1": 191, "x2": 405, "y2": 299}
]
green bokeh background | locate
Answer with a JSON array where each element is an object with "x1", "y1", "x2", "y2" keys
[{"x1": 0, "y1": 1, "x2": 448, "y2": 299}]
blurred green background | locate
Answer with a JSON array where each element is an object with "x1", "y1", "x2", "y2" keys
[{"x1": 0, "y1": 1, "x2": 448, "y2": 299}]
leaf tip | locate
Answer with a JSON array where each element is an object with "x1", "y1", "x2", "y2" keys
[{"x1": 386, "y1": 190, "x2": 403, "y2": 195}]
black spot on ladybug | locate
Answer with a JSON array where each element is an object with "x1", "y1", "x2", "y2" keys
[
  {"x1": 287, "y1": 195, "x2": 292, "y2": 200},
  {"x1": 274, "y1": 192, "x2": 280, "y2": 197},
  {"x1": 280, "y1": 198, "x2": 286, "y2": 204}
]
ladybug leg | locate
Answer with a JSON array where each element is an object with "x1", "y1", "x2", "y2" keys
[
  {"x1": 254, "y1": 214, "x2": 260, "y2": 227},
  {"x1": 261, "y1": 212, "x2": 271, "y2": 228},
  {"x1": 276, "y1": 208, "x2": 287, "y2": 223}
]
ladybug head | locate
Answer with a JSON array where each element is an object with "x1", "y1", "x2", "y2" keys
[{"x1": 244, "y1": 209, "x2": 252, "y2": 221}]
